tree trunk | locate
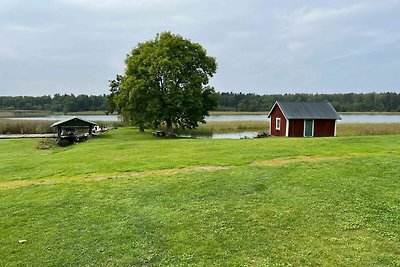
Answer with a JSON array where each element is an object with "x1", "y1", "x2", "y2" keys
[
  {"x1": 139, "y1": 123, "x2": 145, "y2": 132},
  {"x1": 166, "y1": 120, "x2": 175, "y2": 136}
]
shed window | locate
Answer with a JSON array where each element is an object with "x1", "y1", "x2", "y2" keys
[{"x1": 276, "y1": 117, "x2": 281, "y2": 130}]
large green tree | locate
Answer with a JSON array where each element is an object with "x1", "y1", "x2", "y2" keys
[{"x1": 110, "y1": 32, "x2": 218, "y2": 134}]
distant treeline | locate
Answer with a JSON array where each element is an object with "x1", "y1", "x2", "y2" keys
[
  {"x1": 0, "y1": 92, "x2": 399, "y2": 113},
  {"x1": 0, "y1": 94, "x2": 108, "y2": 113},
  {"x1": 217, "y1": 92, "x2": 400, "y2": 112}
]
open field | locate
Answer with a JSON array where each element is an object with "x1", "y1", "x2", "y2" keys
[{"x1": 0, "y1": 128, "x2": 399, "y2": 266}]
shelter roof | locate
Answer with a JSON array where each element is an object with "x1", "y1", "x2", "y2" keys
[
  {"x1": 50, "y1": 116, "x2": 97, "y2": 128},
  {"x1": 268, "y1": 101, "x2": 342, "y2": 120}
]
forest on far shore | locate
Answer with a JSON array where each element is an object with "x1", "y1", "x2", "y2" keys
[{"x1": 0, "y1": 92, "x2": 399, "y2": 113}]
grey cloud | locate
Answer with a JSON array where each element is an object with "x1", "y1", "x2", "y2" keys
[{"x1": 0, "y1": 0, "x2": 399, "y2": 96}]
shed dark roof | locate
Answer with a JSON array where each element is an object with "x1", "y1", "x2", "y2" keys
[
  {"x1": 268, "y1": 101, "x2": 342, "y2": 120},
  {"x1": 50, "y1": 117, "x2": 97, "y2": 128}
]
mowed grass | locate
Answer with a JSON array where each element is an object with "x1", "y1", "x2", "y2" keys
[{"x1": 0, "y1": 128, "x2": 399, "y2": 266}]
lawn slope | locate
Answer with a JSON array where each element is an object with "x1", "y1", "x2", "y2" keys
[{"x1": 0, "y1": 128, "x2": 399, "y2": 266}]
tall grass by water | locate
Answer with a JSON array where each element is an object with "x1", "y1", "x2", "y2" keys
[
  {"x1": 177, "y1": 120, "x2": 269, "y2": 136},
  {"x1": 0, "y1": 119, "x2": 55, "y2": 134},
  {"x1": 0, "y1": 119, "x2": 124, "y2": 135},
  {"x1": 2, "y1": 119, "x2": 400, "y2": 136},
  {"x1": 0, "y1": 110, "x2": 51, "y2": 118},
  {"x1": 178, "y1": 121, "x2": 400, "y2": 137},
  {"x1": 337, "y1": 123, "x2": 400, "y2": 136}
]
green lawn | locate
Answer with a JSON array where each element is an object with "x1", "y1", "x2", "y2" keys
[{"x1": 0, "y1": 128, "x2": 399, "y2": 266}]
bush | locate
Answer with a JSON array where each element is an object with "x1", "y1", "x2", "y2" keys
[{"x1": 36, "y1": 138, "x2": 57, "y2": 150}]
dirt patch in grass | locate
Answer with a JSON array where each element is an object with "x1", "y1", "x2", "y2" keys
[
  {"x1": 85, "y1": 165, "x2": 230, "y2": 182},
  {"x1": 0, "y1": 179, "x2": 59, "y2": 189},
  {"x1": 0, "y1": 153, "x2": 382, "y2": 189},
  {"x1": 0, "y1": 166, "x2": 230, "y2": 189},
  {"x1": 251, "y1": 155, "x2": 345, "y2": 166}
]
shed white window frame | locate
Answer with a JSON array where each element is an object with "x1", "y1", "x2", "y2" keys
[{"x1": 276, "y1": 117, "x2": 281, "y2": 130}]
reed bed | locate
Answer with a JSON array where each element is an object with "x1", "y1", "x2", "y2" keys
[
  {"x1": 1, "y1": 119, "x2": 400, "y2": 136},
  {"x1": 0, "y1": 119, "x2": 55, "y2": 134},
  {"x1": 204, "y1": 120, "x2": 269, "y2": 131},
  {"x1": 179, "y1": 121, "x2": 400, "y2": 137},
  {"x1": 209, "y1": 111, "x2": 268, "y2": 115},
  {"x1": 0, "y1": 119, "x2": 124, "y2": 135},
  {"x1": 0, "y1": 110, "x2": 15, "y2": 118},
  {"x1": 177, "y1": 120, "x2": 269, "y2": 136},
  {"x1": 337, "y1": 123, "x2": 400, "y2": 136}
]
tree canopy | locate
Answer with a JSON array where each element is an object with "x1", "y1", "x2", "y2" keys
[{"x1": 109, "y1": 32, "x2": 218, "y2": 134}]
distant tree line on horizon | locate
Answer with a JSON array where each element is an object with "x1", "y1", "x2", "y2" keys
[
  {"x1": 0, "y1": 94, "x2": 108, "y2": 113},
  {"x1": 0, "y1": 92, "x2": 399, "y2": 113},
  {"x1": 217, "y1": 92, "x2": 400, "y2": 112}
]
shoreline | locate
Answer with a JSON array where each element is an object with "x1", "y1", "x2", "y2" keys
[{"x1": 0, "y1": 134, "x2": 57, "y2": 139}]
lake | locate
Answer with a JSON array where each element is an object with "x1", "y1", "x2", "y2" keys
[
  {"x1": 9, "y1": 114, "x2": 400, "y2": 123},
  {"x1": 7, "y1": 113, "x2": 400, "y2": 139}
]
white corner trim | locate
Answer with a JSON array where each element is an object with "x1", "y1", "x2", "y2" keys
[
  {"x1": 285, "y1": 118, "x2": 289, "y2": 137},
  {"x1": 312, "y1": 119, "x2": 315, "y2": 137},
  {"x1": 334, "y1": 120, "x2": 337, "y2": 137},
  {"x1": 269, "y1": 117, "x2": 271, "y2": 135}
]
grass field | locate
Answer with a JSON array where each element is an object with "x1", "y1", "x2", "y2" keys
[{"x1": 0, "y1": 128, "x2": 399, "y2": 266}]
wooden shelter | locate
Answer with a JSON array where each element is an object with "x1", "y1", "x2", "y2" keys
[
  {"x1": 267, "y1": 101, "x2": 341, "y2": 137},
  {"x1": 50, "y1": 117, "x2": 97, "y2": 140}
]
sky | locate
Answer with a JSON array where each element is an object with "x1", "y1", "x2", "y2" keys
[{"x1": 0, "y1": 0, "x2": 399, "y2": 96}]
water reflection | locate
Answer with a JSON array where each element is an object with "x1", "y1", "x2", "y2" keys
[
  {"x1": 212, "y1": 132, "x2": 258, "y2": 139},
  {"x1": 179, "y1": 131, "x2": 259, "y2": 139}
]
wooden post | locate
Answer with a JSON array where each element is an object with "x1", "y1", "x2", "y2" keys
[{"x1": 57, "y1": 126, "x2": 62, "y2": 140}]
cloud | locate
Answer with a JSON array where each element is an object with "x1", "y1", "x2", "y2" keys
[
  {"x1": 1, "y1": 0, "x2": 400, "y2": 95},
  {"x1": 0, "y1": 45, "x2": 21, "y2": 60},
  {"x1": 292, "y1": 3, "x2": 366, "y2": 25},
  {"x1": 2, "y1": 23, "x2": 53, "y2": 33},
  {"x1": 327, "y1": 29, "x2": 400, "y2": 62},
  {"x1": 58, "y1": 0, "x2": 191, "y2": 10},
  {"x1": 286, "y1": 41, "x2": 307, "y2": 52}
]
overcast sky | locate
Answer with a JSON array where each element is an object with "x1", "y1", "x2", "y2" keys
[{"x1": 1, "y1": 0, "x2": 399, "y2": 96}]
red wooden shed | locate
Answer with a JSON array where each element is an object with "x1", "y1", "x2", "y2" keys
[{"x1": 267, "y1": 101, "x2": 341, "y2": 137}]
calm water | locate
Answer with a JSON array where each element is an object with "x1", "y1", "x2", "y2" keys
[
  {"x1": 9, "y1": 114, "x2": 400, "y2": 123},
  {"x1": 179, "y1": 132, "x2": 259, "y2": 139},
  {"x1": 7, "y1": 114, "x2": 400, "y2": 139}
]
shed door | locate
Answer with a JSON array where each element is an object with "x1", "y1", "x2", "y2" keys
[{"x1": 305, "y1": 120, "x2": 313, "y2": 137}]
